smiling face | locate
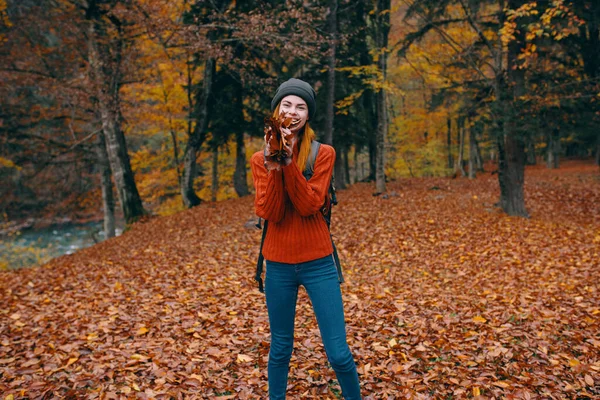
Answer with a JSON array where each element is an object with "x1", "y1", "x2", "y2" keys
[{"x1": 279, "y1": 95, "x2": 309, "y2": 133}]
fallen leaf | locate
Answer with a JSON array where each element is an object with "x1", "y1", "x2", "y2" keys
[
  {"x1": 237, "y1": 354, "x2": 252, "y2": 363},
  {"x1": 137, "y1": 327, "x2": 149, "y2": 336}
]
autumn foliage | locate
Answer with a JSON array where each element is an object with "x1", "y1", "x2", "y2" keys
[
  {"x1": 263, "y1": 115, "x2": 293, "y2": 163},
  {"x1": 0, "y1": 161, "x2": 598, "y2": 398}
]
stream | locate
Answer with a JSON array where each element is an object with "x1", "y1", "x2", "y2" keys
[{"x1": 0, "y1": 221, "x2": 122, "y2": 269}]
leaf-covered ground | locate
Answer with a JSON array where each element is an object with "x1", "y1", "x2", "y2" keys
[{"x1": 1, "y1": 161, "x2": 599, "y2": 399}]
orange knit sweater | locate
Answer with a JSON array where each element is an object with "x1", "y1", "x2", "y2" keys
[{"x1": 250, "y1": 143, "x2": 335, "y2": 264}]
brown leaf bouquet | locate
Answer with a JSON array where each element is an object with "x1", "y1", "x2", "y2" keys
[{"x1": 264, "y1": 114, "x2": 293, "y2": 163}]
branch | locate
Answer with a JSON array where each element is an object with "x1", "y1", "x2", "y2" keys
[
  {"x1": 392, "y1": 17, "x2": 468, "y2": 57},
  {"x1": 1, "y1": 66, "x2": 56, "y2": 80},
  {"x1": 395, "y1": 0, "x2": 495, "y2": 88},
  {"x1": 457, "y1": 0, "x2": 497, "y2": 73}
]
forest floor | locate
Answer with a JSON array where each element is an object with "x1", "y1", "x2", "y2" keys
[{"x1": 1, "y1": 160, "x2": 599, "y2": 399}]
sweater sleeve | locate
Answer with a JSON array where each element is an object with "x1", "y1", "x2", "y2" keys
[
  {"x1": 282, "y1": 144, "x2": 335, "y2": 217},
  {"x1": 251, "y1": 151, "x2": 286, "y2": 223}
]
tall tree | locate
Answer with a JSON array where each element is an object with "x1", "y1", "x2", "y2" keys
[
  {"x1": 324, "y1": 0, "x2": 337, "y2": 147},
  {"x1": 394, "y1": 0, "x2": 583, "y2": 216},
  {"x1": 468, "y1": 117, "x2": 477, "y2": 178},
  {"x1": 85, "y1": 0, "x2": 145, "y2": 223},
  {"x1": 95, "y1": 128, "x2": 116, "y2": 238},
  {"x1": 180, "y1": 57, "x2": 214, "y2": 207},
  {"x1": 375, "y1": 0, "x2": 390, "y2": 194}
]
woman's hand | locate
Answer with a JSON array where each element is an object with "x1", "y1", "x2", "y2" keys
[
  {"x1": 264, "y1": 132, "x2": 282, "y2": 171},
  {"x1": 281, "y1": 128, "x2": 297, "y2": 167}
]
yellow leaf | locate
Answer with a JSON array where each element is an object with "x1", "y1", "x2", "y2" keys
[
  {"x1": 388, "y1": 338, "x2": 397, "y2": 347},
  {"x1": 237, "y1": 354, "x2": 252, "y2": 363},
  {"x1": 473, "y1": 387, "x2": 480, "y2": 396},
  {"x1": 5, "y1": 395, "x2": 14, "y2": 400},
  {"x1": 473, "y1": 315, "x2": 487, "y2": 323},
  {"x1": 568, "y1": 358, "x2": 580, "y2": 367},
  {"x1": 137, "y1": 327, "x2": 149, "y2": 335},
  {"x1": 66, "y1": 357, "x2": 78, "y2": 367},
  {"x1": 114, "y1": 281, "x2": 123, "y2": 291},
  {"x1": 132, "y1": 383, "x2": 140, "y2": 391}
]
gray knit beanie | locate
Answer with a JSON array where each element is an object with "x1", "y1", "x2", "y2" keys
[{"x1": 270, "y1": 78, "x2": 317, "y2": 120}]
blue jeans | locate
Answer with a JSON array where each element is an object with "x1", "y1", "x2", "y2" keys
[{"x1": 265, "y1": 255, "x2": 361, "y2": 400}]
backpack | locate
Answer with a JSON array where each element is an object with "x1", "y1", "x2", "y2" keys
[{"x1": 255, "y1": 141, "x2": 343, "y2": 293}]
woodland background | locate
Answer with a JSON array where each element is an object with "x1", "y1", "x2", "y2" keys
[
  {"x1": 0, "y1": 0, "x2": 599, "y2": 398},
  {"x1": 1, "y1": 0, "x2": 599, "y2": 243}
]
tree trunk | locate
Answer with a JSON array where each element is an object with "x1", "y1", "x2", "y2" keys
[
  {"x1": 546, "y1": 138, "x2": 554, "y2": 169},
  {"x1": 334, "y1": 150, "x2": 346, "y2": 189},
  {"x1": 468, "y1": 119, "x2": 477, "y2": 179},
  {"x1": 181, "y1": 58, "x2": 214, "y2": 207},
  {"x1": 157, "y1": 65, "x2": 182, "y2": 185},
  {"x1": 95, "y1": 129, "x2": 115, "y2": 238},
  {"x1": 475, "y1": 133, "x2": 484, "y2": 171},
  {"x1": 361, "y1": 88, "x2": 376, "y2": 181},
  {"x1": 456, "y1": 116, "x2": 466, "y2": 177},
  {"x1": 447, "y1": 116, "x2": 453, "y2": 169},
  {"x1": 546, "y1": 129, "x2": 560, "y2": 169},
  {"x1": 232, "y1": 78, "x2": 249, "y2": 197},
  {"x1": 233, "y1": 131, "x2": 249, "y2": 197},
  {"x1": 353, "y1": 146, "x2": 359, "y2": 183},
  {"x1": 169, "y1": 128, "x2": 181, "y2": 186},
  {"x1": 498, "y1": 129, "x2": 528, "y2": 216},
  {"x1": 334, "y1": 146, "x2": 350, "y2": 188},
  {"x1": 86, "y1": 10, "x2": 145, "y2": 225},
  {"x1": 343, "y1": 146, "x2": 350, "y2": 186},
  {"x1": 596, "y1": 134, "x2": 600, "y2": 166},
  {"x1": 553, "y1": 129, "x2": 560, "y2": 168},
  {"x1": 211, "y1": 146, "x2": 218, "y2": 202},
  {"x1": 326, "y1": 0, "x2": 346, "y2": 190},
  {"x1": 368, "y1": 133, "x2": 376, "y2": 181},
  {"x1": 375, "y1": 0, "x2": 390, "y2": 194},
  {"x1": 324, "y1": 0, "x2": 337, "y2": 146},
  {"x1": 496, "y1": 23, "x2": 528, "y2": 217},
  {"x1": 375, "y1": 86, "x2": 387, "y2": 193},
  {"x1": 526, "y1": 136, "x2": 536, "y2": 165}
]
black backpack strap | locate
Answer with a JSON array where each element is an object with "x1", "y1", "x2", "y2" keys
[
  {"x1": 331, "y1": 239, "x2": 344, "y2": 283},
  {"x1": 303, "y1": 140, "x2": 321, "y2": 180},
  {"x1": 303, "y1": 141, "x2": 343, "y2": 284},
  {"x1": 255, "y1": 220, "x2": 268, "y2": 293}
]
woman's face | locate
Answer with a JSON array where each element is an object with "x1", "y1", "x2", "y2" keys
[{"x1": 279, "y1": 95, "x2": 309, "y2": 133}]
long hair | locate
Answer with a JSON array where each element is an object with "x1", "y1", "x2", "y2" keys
[{"x1": 272, "y1": 104, "x2": 315, "y2": 172}]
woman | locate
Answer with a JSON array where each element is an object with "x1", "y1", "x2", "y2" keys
[{"x1": 250, "y1": 78, "x2": 362, "y2": 399}]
